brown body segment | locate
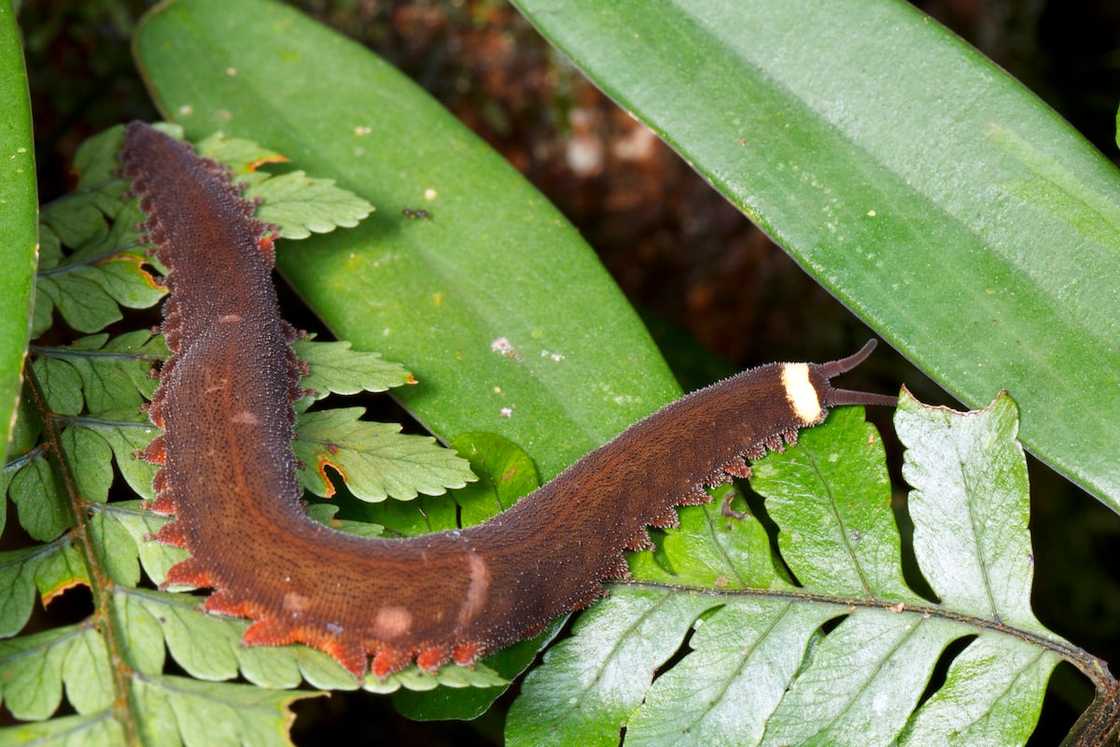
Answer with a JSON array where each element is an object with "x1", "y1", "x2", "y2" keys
[{"x1": 121, "y1": 122, "x2": 895, "y2": 678}]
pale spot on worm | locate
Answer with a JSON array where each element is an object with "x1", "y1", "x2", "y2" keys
[
  {"x1": 283, "y1": 592, "x2": 309, "y2": 614},
  {"x1": 203, "y1": 378, "x2": 228, "y2": 395},
  {"x1": 457, "y1": 553, "x2": 491, "y2": 627},
  {"x1": 231, "y1": 411, "x2": 260, "y2": 425},
  {"x1": 781, "y1": 363, "x2": 822, "y2": 425},
  {"x1": 373, "y1": 606, "x2": 412, "y2": 638},
  {"x1": 219, "y1": 314, "x2": 241, "y2": 323}
]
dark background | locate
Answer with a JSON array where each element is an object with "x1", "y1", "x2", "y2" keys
[{"x1": 14, "y1": 0, "x2": 1120, "y2": 744}]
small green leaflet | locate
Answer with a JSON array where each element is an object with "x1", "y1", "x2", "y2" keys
[
  {"x1": 32, "y1": 331, "x2": 167, "y2": 415},
  {"x1": 34, "y1": 200, "x2": 165, "y2": 338},
  {"x1": 196, "y1": 132, "x2": 374, "y2": 239},
  {"x1": 506, "y1": 394, "x2": 1079, "y2": 747},
  {"x1": 291, "y1": 334, "x2": 413, "y2": 413},
  {"x1": 294, "y1": 408, "x2": 475, "y2": 501},
  {"x1": 289, "y1": 335, "x2": 474, "y2": 501}
]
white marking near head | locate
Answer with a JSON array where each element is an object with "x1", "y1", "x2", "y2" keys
[
  {"x1": 231, "y1": 411, "x2": 260, "y2": 426},
  {"x1": 457, "y1": 553, "x2": 491, "y2": 627},
  {"x1": 373, "y1": 606, "x2": 412, "y2": 639},
  {"x1": 218, "y1": 314, "x2": 241, "y2": 324},
  {"x1": 781, "y1": 363, "x2": 823, "y2": 425}
]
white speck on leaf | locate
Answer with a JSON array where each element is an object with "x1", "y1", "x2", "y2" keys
[{"x1": 490, "y1": 337, "x2": 518, "y2": 358}]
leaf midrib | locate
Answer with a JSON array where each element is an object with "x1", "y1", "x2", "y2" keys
[{"x1": 619, "y1": 580, "x2": 1106, "y2": 690}]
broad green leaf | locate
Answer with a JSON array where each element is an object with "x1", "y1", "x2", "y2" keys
[
  {"x1": 509, "y1": 0, "x2": 1120, "y2": 514},
  {"x1": 133, "y1": 0, "x2": 681, "y2": 489},
  {"x1": 0, "y1": 3, "x2": 37, "y2": 467},
  {"x1": 508, "y1": 396, "x2": 1068, "y2": 746},
  {"x1": 293, "y1": 407, "x2": 475, "y2": 501}
]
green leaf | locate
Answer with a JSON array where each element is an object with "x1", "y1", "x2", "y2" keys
[
  {"x1": 133, "y1": 0, "x2": 681, "y2": 489},
  {"x1": 97, "y1": 502, "x2": 188, "y2": 587},
  {"x1": 292, "y1": 407, "x2": 476, "y2": 501},
  {"x1": 131, "y1": 674, "x2": 319, "y2": 747},
  {"x1": 0, "y1": 710, "x2": 125, "y2": 746},
  {"x1": 66, "y1": 413, "x2": 160, "y2": 500},
  {"x1": 248, "y1": 170, "x2": 374, "y2": 240},
  {"x1": 447, "y1": 431, "x2": 540, "y2": 528},
  {"x1": 507, "y1": 395, "x2": 1071, "y2": 746},
  {"x1": 8, "y1": 449, "x2": 70, "y2": 542},
  {"x1": 194, "y1": 131, "x2": 287, "y2": 176},
  {"x1": 291, "y1": 335, "x2": 413, "y2": 413},
  {"x1": 508, "y1": 0, "x2": 1120, "y2": 515},
  {"x1": 0, "y1": 539, "x2": 83, "y2": 637},
  {"x1": 114, "y1": 587, "x2": 503, "y2": 696},
  {"x1": 35, "y1": 197, "x2": 166, "y2": 337},
  {"x1": 196, "y1": 131, "x2": 375, "y2": 240},
  {"x1": 0, "y1": 3, "x2": 38, "y2": 467},
  {"x1": 73, "y1": 125, "x2": 126, "y2": 191},
  {"x1": 31, "y1": 331, "x2": 166, "y2": 415},
  {"x1": 0, "y1": 625, "x2": 113, "y2": 720},
  {"x1": 306, "y1": 503, "x2": 384, "y2": 538}
]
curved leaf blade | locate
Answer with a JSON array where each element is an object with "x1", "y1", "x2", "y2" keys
[
  {"x1": 0, "y1": 5, "x2": 37, "y2": 466},
  {"x1": 510, "y1": 0, "x2": 1120, "y2": 513}
]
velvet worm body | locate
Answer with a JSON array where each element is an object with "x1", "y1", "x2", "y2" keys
[{"x1": 121, "y1": 122, "x2": 897, "y2": 679}]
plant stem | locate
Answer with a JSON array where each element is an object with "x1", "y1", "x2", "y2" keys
[
  {"x1": 621, "y1": 580, "x2": 1116, "y2": 692},
  {"x1": 25, "y1": 368, "x2": 142, "y2": 747}
]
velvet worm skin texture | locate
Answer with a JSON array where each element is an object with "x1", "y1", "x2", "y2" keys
[{"x1": 121, "y1": 122, "x2": 880, "y2": 680}]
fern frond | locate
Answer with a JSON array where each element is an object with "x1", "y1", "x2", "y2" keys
[{"x1": 506, "y1": 396, "x2": 1114, "y2": 746}]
